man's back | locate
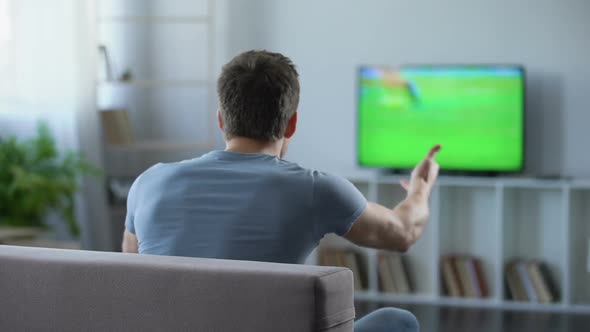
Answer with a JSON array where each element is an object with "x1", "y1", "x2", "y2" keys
[{"x1": 126, "y1": 150, "x2": 366, "y2": 264}]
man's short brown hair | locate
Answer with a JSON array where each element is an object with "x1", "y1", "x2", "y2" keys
[{"x1": 217, "y1": 50, "x2": 300, "y2": 141}]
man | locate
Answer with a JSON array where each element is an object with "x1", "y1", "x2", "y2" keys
[{"x1": 123, "y1": 50, "x2": 440, "y2": 332}]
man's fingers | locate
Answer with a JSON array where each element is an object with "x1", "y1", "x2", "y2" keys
[
  {"x1": 426, "y1": 144, "x2": 442, "y2": 160},
  {"x1": 400, "y1": 179, "x2": 410, "y2": 190},
  {"x1": 428, "y1": 161, "x2": 440, "y2": 183}
]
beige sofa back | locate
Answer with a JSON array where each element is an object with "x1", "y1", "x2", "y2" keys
[{"x1": 0, "y1": 245, "x2": 355, "y2": 332}]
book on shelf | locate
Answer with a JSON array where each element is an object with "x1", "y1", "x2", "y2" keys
[
  {"x1": 527, "y1": 262, "x2": 552, "y2": 303},
  {"x1": 440, "y1": 255, "x2": 489, "y2": 299},
  {"x1": 378, "y1": 254, "x2": 396, "y2": 293},
  {"x1": 344, "y1": 252, "x2": 364, "y2": 291},
  {"x1": 506, "y1": 261, "x2": 528, "y2": 301},
  {"x1": 517, "y1": 261, "x2": 538, "y2": 302},
  {"x1": 441, "y1": 256, "x2": 461, "y2": 297},
  {"x1": 100, "y1": 109, "x2": 134, "y2": 145},
  {"x1": 505, "y1": 259, "x2": 559, "y2": 303},
  {"x1": 319, "y1": 249, "x2": 366, "y2": 291},
  {"x1": 377, "y1": 252, "x2": 413, "y2": 294},
  {"x1": 539, "y1": 261, "x2": 560, "y2": 302},
  {"x1": 456, "y1": 258, "x2": 476, "y2": 298},
  {"x1": 472, "y1": 259, "x2": 490, "y2": 297}
]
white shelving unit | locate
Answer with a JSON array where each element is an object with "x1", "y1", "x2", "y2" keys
[
  {"x1": 312, "y1": 174, "x2": 590, "y2": 314},
  {"x1": 94, "y1": 0, "x2": 219, "y2": 250}
]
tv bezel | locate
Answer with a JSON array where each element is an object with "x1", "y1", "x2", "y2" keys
[{"x1": 356, "y1": 64, "x2": 526, "y2": 174}]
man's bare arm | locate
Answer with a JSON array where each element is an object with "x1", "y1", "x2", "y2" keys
[
  {"x1": 344, "y1": 145, "x2": 440, "y2": 252},
  {"x1": 122, "y1": 230, "x2": 139, "y2": 253}
]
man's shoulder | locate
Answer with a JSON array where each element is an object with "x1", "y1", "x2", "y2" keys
[
  {"x1": 133, "y1": 157, "x2": 197, "y2": 185},
  {"x1": 141, "y1": 153, "x2": 214, "y2": 176}
]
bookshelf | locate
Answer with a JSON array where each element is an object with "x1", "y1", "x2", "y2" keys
[
  {"x1": 94, "y1": 0, "x2": 218, "y2": 250},
  {"x1": 309, "y1": 174, "x2": 590, "y2": 314}
]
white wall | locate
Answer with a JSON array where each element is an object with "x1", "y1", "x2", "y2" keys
[{"x1": 224, "y1": 0, "x2": 590, "y2": 178}]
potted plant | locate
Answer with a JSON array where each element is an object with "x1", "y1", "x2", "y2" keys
[{"x1": 0, "y1": 123, "x2": 99, "y2": 241}]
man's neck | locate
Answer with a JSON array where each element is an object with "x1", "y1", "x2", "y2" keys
[{"x1": 225, "y1": 137, "x2": 283, "y2": 157}]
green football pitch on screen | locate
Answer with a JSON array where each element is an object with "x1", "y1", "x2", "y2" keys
[{"x1": 357, "y1": 66, "x2": 524, "y2": 171}]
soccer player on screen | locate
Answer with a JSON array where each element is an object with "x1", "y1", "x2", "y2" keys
[
  {"x1": 122, "y1": 50, "x2": 441, "y2": 332},
  {"x1": 362, "y1": 67, "x2": 421, "y2": 104},
  {"x1": 381, "y1": 70, "x2": 421, "y2": 103}
]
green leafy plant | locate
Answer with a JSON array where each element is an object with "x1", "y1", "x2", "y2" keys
[{"x1": 0, "y1": 123, "x2": 99, "y2": 236}]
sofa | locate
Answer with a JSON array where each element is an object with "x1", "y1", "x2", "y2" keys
[{"x1": 0, "y1": 245, "x2": 355, "y2": 331}]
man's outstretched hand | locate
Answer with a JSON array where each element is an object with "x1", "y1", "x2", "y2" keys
[
  {"x1": 343, "y1": 145, "x2": 441, "y2": 252},
  {"x1": 400, "y1": 145, "x2": 442, "y2": 199}
]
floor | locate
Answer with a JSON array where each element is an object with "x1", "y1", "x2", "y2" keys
[{"x1": 355, "y1": 302, "x2": 590, "y2": 332}]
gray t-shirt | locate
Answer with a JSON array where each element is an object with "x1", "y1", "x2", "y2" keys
[{"x1": 125, "y1": 150, "x2": 367, "y2": 264}]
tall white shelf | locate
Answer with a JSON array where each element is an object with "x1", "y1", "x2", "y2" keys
[
  {"x1": 93, "y1": 0, "x2": 219, "y2": 250},
  {"x1": 312, "y1": 175, "x2": 590, "y2": 316}
]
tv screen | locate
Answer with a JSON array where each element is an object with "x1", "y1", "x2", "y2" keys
[{"x1": 357, "y1": 65, "x2": 525, "y2": 172}]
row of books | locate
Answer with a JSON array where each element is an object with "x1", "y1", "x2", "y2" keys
[
  {"x1": 318, "y1": 249, "x2": 367, "y2": 290},
  {"x1": 378, "y1": 252, "x2": 413, "y2": 294},
  {"x1": 505, "y1": 260, "x2": 558, "y2": 303},
  {"x1": 319, "y1": 249, "x2": 415, "y2": 294},
  {"x1": 441, "y1": 255, "x2": 489, "y2": 298},
  {"x1": 320, "y1": 251, "x2": 559, "y2": 303}
]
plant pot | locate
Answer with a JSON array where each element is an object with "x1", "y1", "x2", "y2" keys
[
  {"x1": 0, "y1": 226, "x2": 44, "y2": 244},
  {"x1": 0, "y1": 226, "x2": 80, "y2": 249}
]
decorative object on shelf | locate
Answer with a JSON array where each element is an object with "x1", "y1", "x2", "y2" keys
[
  {"x1": 0, "y1": 123, "x2": 99, "y2": 236},
  {"x1": 441, "y1": 255, "x2": 489, "y2": 299},
  {"x1": 97, "y1": 45, "x2": 114, "y2": 81},
  {"x1": 100, "y1": 109, "x2": 135, "y2": 145},
  {"x1": 505, "y1": 259, "x2": 558, "y2": 303},
  {"x1": 107, "y1": 176, "x2": 135, "y2": 205},
  {"x1": 119, "y1": 69, "x2": 133, "y2": 82},
  {"x1": 319, "y1": 248, "x2": 367, "y2": 291},
  {"x1": 378, "y1": 252, "x2": 412, "y2": 294}
]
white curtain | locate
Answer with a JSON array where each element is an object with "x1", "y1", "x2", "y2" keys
[
  {"x1": 1, "y1": 0, "x2": 83, "y2": 146},
  {"x1": 0, "y1": 0, "x2": 112, "y2": 250}
]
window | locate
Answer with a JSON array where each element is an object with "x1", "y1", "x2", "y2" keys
[
  {"x1": 0, "y1": 0, "x2": 14, "y2": 100},
  {"x1": 0, "y1": 0, "x2": 11, "y2": 45}
]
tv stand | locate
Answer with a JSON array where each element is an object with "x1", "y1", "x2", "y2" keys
[
  {"x1": 439, "y1": 170, "x2": 500, "y2": 177},
  {"x1": 383, "y1": 169, "x2": 500, "y2": 178}
]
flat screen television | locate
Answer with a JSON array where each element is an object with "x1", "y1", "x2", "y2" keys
[{"x1": 357, "y1": 65, "x2": 525, "y2": 172}]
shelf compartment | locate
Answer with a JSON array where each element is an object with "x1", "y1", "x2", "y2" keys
[
  {"x1": 439, "y1": 186, "x2": 501, "y2": 300},
  {"x1": 103, "y1": 146, "x2": 212, "y2": 178},
  {"x1": 377, "y1": 183, "x2": 437, "y2": 296},
  {"x1": 110, "y1": 205, "x2": 127, "y2": 252},
  {"x1": 98, "y1": 85, "x2": 212, "y2": 144},
  {"x1": 317, "y1": 234, "x2": 369, "y2": 291},
  {"x1": 97, "y1": 79, "x2": 210, "y2": 88},
  {"x1": 98, "y1": 22, "x2": 210, "y2": 82},
  {"x1": 105, "y1": 142, "x2": 213, "y2": 151},
  {"x1": 502, "y1": 188, "x2": 566, "y2": 304},
  {"x1": 98, "y1": 17, "x2": 211, "y2": 24},
  {"x1": 569, "y1": 189, "x2": 590, "y2": 305},
  {"x1": 350, "y1": 180, "x2": 370, "y2": 198},
  {"x1": 98, "y1": 0, "x2": 209, "y2": 20}
]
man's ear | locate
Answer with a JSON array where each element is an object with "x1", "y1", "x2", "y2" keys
[
  {"x1": 284, "y1": 112, "x2": 297, "y2": 139},
  {"x1": 217, "y1": 111, "x2": 224, "y2": 131}
]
